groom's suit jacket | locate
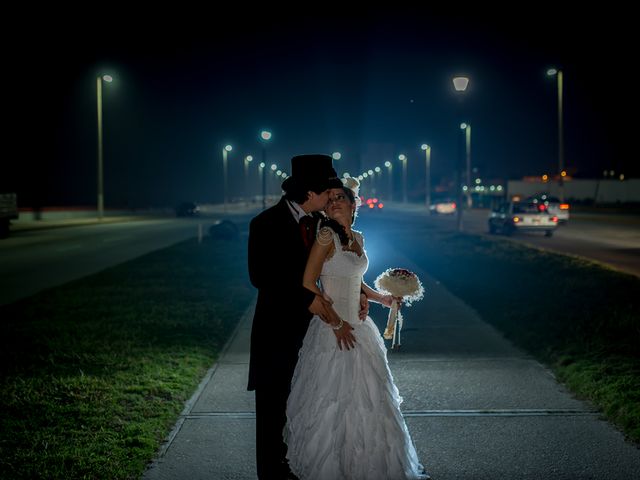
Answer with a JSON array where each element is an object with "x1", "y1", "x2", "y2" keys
[{"x1": 247, "y1": 197, "x2": 318, "y2": 391}]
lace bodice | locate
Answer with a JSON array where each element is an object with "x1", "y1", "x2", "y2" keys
[{"x1": 319, "y1": 230, "x2": 368, "y2": 324}]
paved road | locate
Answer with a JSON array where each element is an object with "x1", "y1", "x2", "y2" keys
[
  {"x1": 142, "y1": 236, "x2": 640, "y2": 480},
  {"x1": 0, "y1": 216, "x2": 229, "y2": 306},
  {"x1": 395, "y1": 205, "x2": 640, "y2": 277}
]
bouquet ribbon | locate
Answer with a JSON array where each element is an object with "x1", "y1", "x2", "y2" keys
[{"x1": 383, "y1": 299, "x2": 404, "y2": 349}]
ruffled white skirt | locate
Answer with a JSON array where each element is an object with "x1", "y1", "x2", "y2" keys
[{"x1": 285, "y1": 316, "x2": 428, "y2": 480}]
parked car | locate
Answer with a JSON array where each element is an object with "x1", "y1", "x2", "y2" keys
[
  {"x1": 526, "y1": 194, "x2": 570, "y2": 223},
  {"x1": 488, "y1": 201, "x2": 558, "y2": 237},
  {"x1": 361, "y1": 197, "x2": 385, "y2": 212},
  {"x1": 175, "y1": 201, "x2": 200, "y2": 217},
  {"x1": 429, "y1": 198, "x2": 457, "y2": 215}
]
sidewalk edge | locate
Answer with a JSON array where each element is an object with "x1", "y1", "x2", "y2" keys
[{"x1": 144, "y1": 295, "x2": 257, "y2": 465}]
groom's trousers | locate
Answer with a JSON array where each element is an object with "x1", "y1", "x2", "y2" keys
[{"x1": 255, "y1": 387, "x2": 295, "y2": 479}]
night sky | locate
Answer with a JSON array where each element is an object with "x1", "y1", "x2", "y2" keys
[{"x1": 6, "y1": 8, "x2": 635, "y2": 208}]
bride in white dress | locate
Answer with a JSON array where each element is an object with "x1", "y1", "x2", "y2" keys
[{"x1": 285, "y1": 178, "x2": 429, "y2": 480}]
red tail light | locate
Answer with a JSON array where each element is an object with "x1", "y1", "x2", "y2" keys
[
  {"x1": 368, "y1": 204, "x2": 374, "y2": 208},
  {"x1": 378, "y1": 203, "x2": 384, "y2": 208},
  {"x1": 551, "y1": 216, "x2": 559, "y2": 222},
  {"x1": 538, "y1": 204, "x2": 547, "y2": 212}
]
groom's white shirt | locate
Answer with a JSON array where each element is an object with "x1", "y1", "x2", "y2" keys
[{"x1": 287, "y1": 200, "x2": 312, "y2": 223}]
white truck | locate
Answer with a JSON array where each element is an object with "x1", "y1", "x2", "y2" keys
[{"x1": 0, "y1": 193, "x2": 18, "y2": 238}]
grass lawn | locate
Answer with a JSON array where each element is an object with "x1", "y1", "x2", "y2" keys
[
  {"x1": 397, "y1": 228, "x2": 640, "y2": 444},
  {"x1": 0, "y1": 236, "x2": 254, "y2": 479}
]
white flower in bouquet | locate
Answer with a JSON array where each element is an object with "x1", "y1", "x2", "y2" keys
[{"x1": 374, "y1": 268, "x2": 425, "y2": 348}]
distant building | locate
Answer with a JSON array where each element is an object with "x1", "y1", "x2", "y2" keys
[{"x1": 507, "y1": 178, "x2": 640, "y2": 203}]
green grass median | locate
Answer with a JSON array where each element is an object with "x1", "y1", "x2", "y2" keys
[
  {"x1": 399, "y1": 229, "x2": 640, "y2": 445},
  {"x1": 0, "y1": 236, "x2": 254, "y2": 479}
]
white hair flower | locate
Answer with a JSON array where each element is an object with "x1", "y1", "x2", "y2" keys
[{"x1": 342, "y1": 177, "x2": 362, "y2": 206}]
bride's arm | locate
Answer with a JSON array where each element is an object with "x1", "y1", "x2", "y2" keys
[
  {"x1": 303, "y1": 236, "x2": 341, "y2": 323},
  {"x1": 361, "y1": 281, "x2": 398, "y2": 308},
  {"x1": 302, "y1": 238, "x2": 333, "y2": 297}
]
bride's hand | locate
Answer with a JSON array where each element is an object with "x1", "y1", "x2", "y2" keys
[{"x1": 380, "y1": 295, "x2": 403, "y2": 308}]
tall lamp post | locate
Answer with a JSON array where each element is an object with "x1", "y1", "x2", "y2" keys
[
  {"x1": 421, "y1": 144, "x2": 431, "y2": 210},
  {"x1": 96, "y1": 74, "x2": 113, "y2": 220},
  {"x1": 547, "y1": 68, "x2": 564, "y2": 202},
  {"x1": 460, "y1": 123, "x2": 472, "y2": 208},
  {"x1": 384, "y1": 161, "x2": 393, "y2": 201},
  {"x1": 453, "y1": 75, "x2": 470, "y2": 232},
  {"x1": 244, "y1": 155, "x2": 253, "y2": 202},
  {"x1": 260, "y1": 130, "x2": 272, "y2": 210},
  {"x1": 222, "y1": 144, "x2": 233, "y2": 213},
  {"x1": 398, "y1": 154, "x2": 407, "y2": 203}
]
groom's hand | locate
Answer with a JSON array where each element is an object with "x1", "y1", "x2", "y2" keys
[
  {"x1": 333, "y1": 321, "x2": 356, "y2": 351},
  {"x1": 309, "y1": 294, "x2": 333, "y2": 321}
]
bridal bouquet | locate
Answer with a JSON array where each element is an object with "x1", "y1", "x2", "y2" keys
[{"x1": 374, "y1": 268, "x2": 424, "y2": 349}]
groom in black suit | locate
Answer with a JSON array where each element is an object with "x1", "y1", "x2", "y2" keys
[{"x1": 248, "y1": 154, "x2": 352, "y2": 479}]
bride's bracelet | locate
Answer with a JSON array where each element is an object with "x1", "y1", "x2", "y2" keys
[{"x1": 332, "y1": 318, "x2": 344, "y2": 330}]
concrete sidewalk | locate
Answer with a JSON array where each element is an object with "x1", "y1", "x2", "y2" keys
[{"x1": 142, "y1": 243, "x2": 640, "y2": 479}]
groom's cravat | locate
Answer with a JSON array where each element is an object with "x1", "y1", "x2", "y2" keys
[{"x1": 299, "y1": 215, "x2": 316, "y2": 250}]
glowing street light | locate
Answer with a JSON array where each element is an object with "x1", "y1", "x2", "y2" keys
[
  {"x1": 460, "y1": 123, "x2": 472, "y2": 207},
  {"x1": 332, "y1": 152, "x2": 341, "y2": 161},
  {"x1": 547, "y1": 67, "x2": 565, "y2": 201},
  {"x1": 398, "y1": 154, "x2": 407, "y2": 203},
  {"x1": 260, "y1": 130, "x2": 272, "y2": 209},
  {"x1": 96, "y1": 74, "x2": 113, "y2": 220},
  {"x1": 222, "y1": 144, "x2": 233, "y2": 213},
  {"x1": 452, "y1": 74, "x2": 470, "y2": 232},
  {"x1": 244, "y1": 155, "x2": 253, "y2": 200},
  {"x1": 384, "y1": 161, "x2": 393, "y2": 200},
  {"x1": 421, "y1": 144, "x2": 431, "y2": 210},
  {"x1": 452, "y1": 76, "x2": 470, "y2": 92}
]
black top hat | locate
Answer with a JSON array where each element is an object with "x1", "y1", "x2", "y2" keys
[{"x1": 281, "y1": 154, "x2": 343, "y2": 193}]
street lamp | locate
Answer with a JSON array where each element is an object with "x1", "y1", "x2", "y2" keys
[
  {"x1": 547, "y1": 67, "x2": 564, "y2": 202},
  {"x1": 222, "y1": 144, "x2": 233, "y2": 213},
  {"x1": 398, "y1": 154, "x2": 407, "y2": 203},
  {"x1": 460, "y1": 123, "x2": 472, "y2": 208},
  {"x1": 332, "y1": 152, "x2": 341, "y2": 161},
  {"x1": 244, "y1": 155, "x2": 253, "y2": 201},
  {"x1": 96, "y1": 74, "x2": 113, "y2": 220},
  {"x1": 421, "y1": 144, "x2": 431, "y2": 210},
  {"x1": 259, "y1": 161, "x2": 266, "y2": 195},
  {"x1": 260, "y1": 130, "x2": 272, "y2": 210},
  {"x1": 452, "y1": 75, "x2": 470, "y2": 232},
  {"x1": 374, "y1": 166, "x2": 381, "y2": 195},
  {"x1": 384, "y1": 161, "x2": 393, "y2": 200}
]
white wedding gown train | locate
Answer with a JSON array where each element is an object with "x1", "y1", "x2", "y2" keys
[{"x1": 285, "y1": 231, "x2": 428, "y2": 480}]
